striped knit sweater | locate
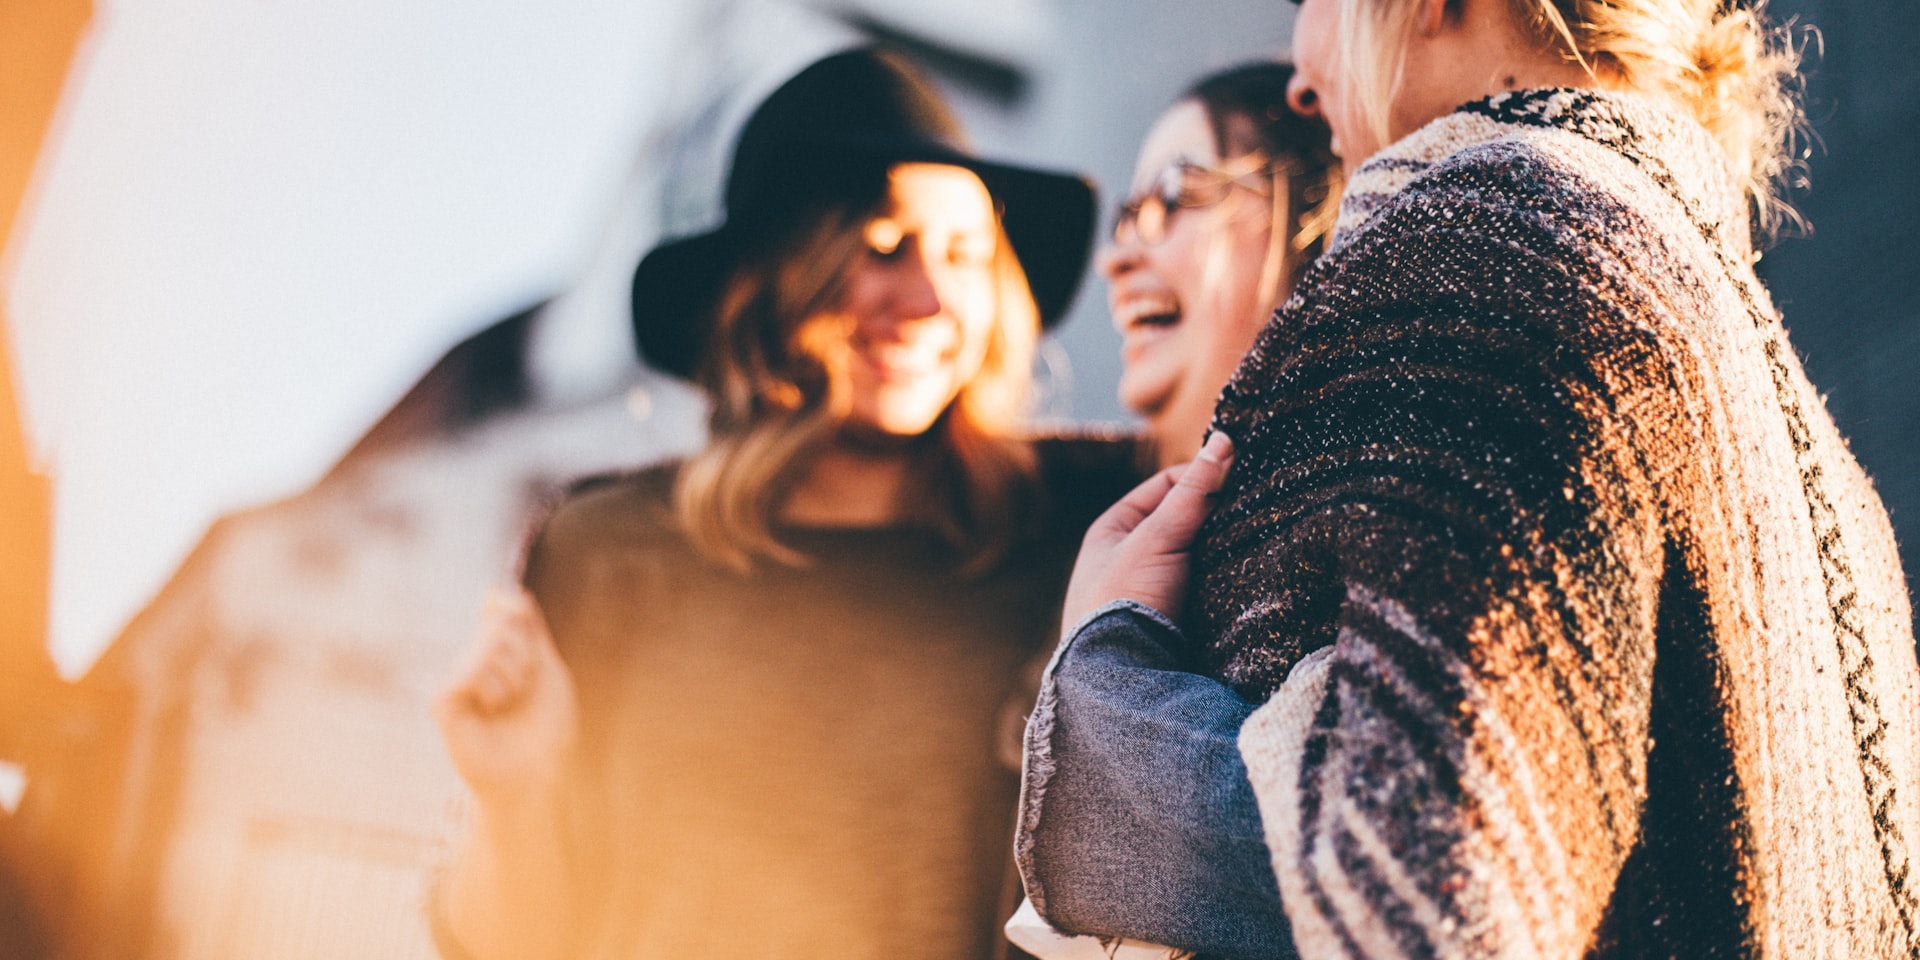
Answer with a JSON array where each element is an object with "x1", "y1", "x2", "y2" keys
[{"x1": 1203, "y1": 89, "x2": 1920, "y2": 959}]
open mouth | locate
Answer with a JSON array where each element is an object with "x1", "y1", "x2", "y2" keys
[{"x1": 1114, "y1": 296, "x2": 1183, "y2": 331}]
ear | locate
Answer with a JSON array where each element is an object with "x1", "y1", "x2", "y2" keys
[{"x1": 1413, "y1": 0, "x2": 1453, "y2": 36}]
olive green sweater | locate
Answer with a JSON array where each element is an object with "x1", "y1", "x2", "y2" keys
[{"x1": 522, "y1": 436, "x2": 1137, "y2": 960}]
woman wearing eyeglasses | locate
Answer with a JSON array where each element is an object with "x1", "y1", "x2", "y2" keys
[
  {"x1": 1016, "y1": 0, "x2": 1920, "y2": 954},
  {"x1": 1101, "y1": 64, "x2": 1340, "y2": 472},
  {"x1": 1007, "y1": 64, "x2": 1339, "y2": 960}
]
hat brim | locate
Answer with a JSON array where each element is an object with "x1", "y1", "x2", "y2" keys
[
  {"x1": 631, "y1": 147, "x2": 1095, "y2": 381},
  {"x1": 630, "y1": 228, "x2": 741, "y2": 380}
]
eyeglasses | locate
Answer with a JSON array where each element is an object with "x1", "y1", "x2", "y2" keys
[{"x1": 1111, "y1": 156, "x2": 1281, "y2": 247}]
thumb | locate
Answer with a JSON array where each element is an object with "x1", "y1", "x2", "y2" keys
[{"x1": 1136, "y1": 431, "x2": 1235, "y2": 550}]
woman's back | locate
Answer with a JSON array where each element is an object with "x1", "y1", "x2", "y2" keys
[{"x1": 1207, "y1": 89, "x2": 1920, "y2": 957}]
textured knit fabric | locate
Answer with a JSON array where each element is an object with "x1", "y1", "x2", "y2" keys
[
  {"x1": 1202, "y1": 89, "x2": 1920, "y2": 959},
  {"x1": 520, "y1": 436, "x2": 1139, "y2": 960}
]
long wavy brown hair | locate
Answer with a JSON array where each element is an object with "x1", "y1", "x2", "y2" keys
[{"x1": 672, "y1": 173, "x2": 1042, "y2": 576}]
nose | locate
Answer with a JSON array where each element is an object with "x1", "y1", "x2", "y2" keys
[
  {"x1": 1096, "y1": 235, "x2": 1143, "y2": 283},
  {"x1": 870, "y1": 246, "x2": 944, "y2": 335},
  {"x1": 1286, "y1": 73, "x2": 1320, "y2": 118}
]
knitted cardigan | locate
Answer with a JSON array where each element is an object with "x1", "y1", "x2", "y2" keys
[{"x1": 1201, "y1": 90, "x2": 1920, "y2": 959}]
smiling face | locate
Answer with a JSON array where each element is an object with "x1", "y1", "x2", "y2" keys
[
  {"x1": 823, "y1": 162, "x2": 1002, "y2": 440},
  {"x1": 1100, "y1": 101, "x2": 1283, "y2": 467}
]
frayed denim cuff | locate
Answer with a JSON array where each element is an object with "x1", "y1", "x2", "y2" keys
[
  {"x1": 1039, "y1": 599, "x2": 1183, "y2": 684},
  {"x1": 1013, "y1": 602, "x2": 1292, "y2": 958},
  {"x1": 1018, "y1": 601, "x2": 1176, "y2": 914}
]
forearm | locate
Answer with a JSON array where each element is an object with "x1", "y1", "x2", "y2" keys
[
  {"x1": 1018, "y1": 601, "x2": 1293, "y2": 959},
  {"x1": 437, "y1": 785, "x2": 578, "y2": 960}
]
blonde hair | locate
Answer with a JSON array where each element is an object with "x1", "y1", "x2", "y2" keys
[
  {"x1": 673, "y1": 191, "x2": 1041, "y2": 576},
  {"x1": 1338, "y1": 0, "x2": 1806, "y2": 233}
]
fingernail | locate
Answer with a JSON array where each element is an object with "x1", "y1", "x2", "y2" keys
[{"x1": 1201, "y1": 431, "x2": 1234, "y2": 460}]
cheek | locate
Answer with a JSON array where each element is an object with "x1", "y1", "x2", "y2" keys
[
  {"x1": 838, "y1": 260, "x2": 885, "y2": 319},
  {"x1": 950, "y1": 279, "x2": 1000, "y2": 364},
  {"x1": 1148, "y1": 230, "x2": 1208, "y2": 298},
  {"x1": 1177, "y1": 216, "x2": 1262, "y2": 314},
  {"x1": 1195, "y1": 231, "x2": 1277, "y2": 348},
  {"x1": 1293, "y1": 2, "x2": 1362, "y2": 151},
  {"x1": 1293, "y1": 2, "x2": 1333, "y2": 78}
]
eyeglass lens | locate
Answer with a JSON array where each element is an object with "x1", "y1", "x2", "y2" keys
[
  {"x1": 1112, "y1": 164, "x2": 1185, "y2": 245},
  {"x1": 1112, "y1": 159, "x2": 1277, "y2": 246}
]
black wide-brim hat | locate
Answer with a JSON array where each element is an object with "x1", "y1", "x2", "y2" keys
[{"x1": 631, "y1": 47, "x2": 1098, "y2": 381}]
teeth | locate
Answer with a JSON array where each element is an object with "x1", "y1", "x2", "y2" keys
[
  {"x1": 860, "y1": 341, "x2": 946, "y2": 373},
  {"x1": 1114, "y1": 296, "x2": 1181, "y2": 330}
]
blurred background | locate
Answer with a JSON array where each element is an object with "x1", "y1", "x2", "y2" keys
[{"x1": 0, "y1": 0, "x2": 1912, "y2": 957}]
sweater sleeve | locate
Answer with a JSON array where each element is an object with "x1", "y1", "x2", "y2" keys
[{"x1": 1204, "y1": 184, "x2": 1679, "y2": 958}]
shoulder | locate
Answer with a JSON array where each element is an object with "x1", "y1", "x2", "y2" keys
[
  {"x1": 1329, "y1": 96, "x2": 1716, "y2": 298},
  {"x1": 1263, "y1": 123, "x2": 1684, "y2": 377},
  {"x1": 1024, "y1": 428, "x2": 1148, "y2": 543},
  {"x1": 1032, "y1": 428, "x2": 1145, "y2": 489},
  {"x1": 520, "y1": 461, "x2": 695, "y2": 667},
  {"x1": 1357, "y1": 141, "x2": 1626, "y2": 268},
  {"x1": 526, "y1": 460, "x2": 685, "y2": 569},
  {"x1": 1032, "y1": 429, "x2": 1147, "y2": 505}
]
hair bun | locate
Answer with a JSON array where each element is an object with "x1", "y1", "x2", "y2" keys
[
  {"x1": 1669, "y1": 0, "x2": 1804, "y2": 236},
  {"x1": 1691, "y1": 8, "x2": 1761, "y2": 117}
]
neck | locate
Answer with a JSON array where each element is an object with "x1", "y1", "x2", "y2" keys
[
  {"x1": 778, "y1": 441, "x2": 920, "y2": 527},
  {"x1": 1392, "y1": 0, "x2": 1614, "y2": 146}
]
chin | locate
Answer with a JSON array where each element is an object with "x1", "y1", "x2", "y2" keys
[
  {"x1": 1117, "y1": 375, "x2": 1178, "y2": 423},
  {"x1": 877, "y1": 418, "x2": 941, "y2": 438},
  {"x1": 850, "y1": 403, "x2": 949, "y2": 440},
  {"x1": 845, "y1": 375, "x2": 961, "y2": 435}
]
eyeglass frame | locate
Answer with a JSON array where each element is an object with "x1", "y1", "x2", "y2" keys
[{"x1": 1109, "y1": 154, "x2": 1294, "y2": 247}]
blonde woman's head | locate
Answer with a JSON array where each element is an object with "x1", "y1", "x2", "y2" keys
[{"x1": 1284, "y1": 0, "x2": 1803, "y2": 230}]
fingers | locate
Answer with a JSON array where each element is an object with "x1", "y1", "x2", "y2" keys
[
  {"x1": 1088, "y1": 463, "x2": 1187, "y2": 545},
  {"x1": 1137, "y1": 431, "x2": 1235, "y2": 550},
  {"x1": 441, "y1": 587, "x2": 551, "y2": 719},
  {"x1": 1179, "y1": 430, "x2": 1235, "y2": 496},
  {"x1": 1059, "y1": 432, "x2": 1236, "y2": 629}
]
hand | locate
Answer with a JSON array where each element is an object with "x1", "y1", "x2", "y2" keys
[
  {"x1": 435, "y1": 587, "x2": 581, "y2": 803},
  {"x1": 1061, "y1": 431, "x2": 1235, "y2": 632}
]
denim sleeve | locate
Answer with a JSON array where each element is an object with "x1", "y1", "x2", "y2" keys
[{"x1": 1015, "y1": 600, "x2": 1295, "y2": 960}]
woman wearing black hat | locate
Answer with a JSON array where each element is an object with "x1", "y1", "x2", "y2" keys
[{"x1": 429, "y1": 48, "x2": 1136, "y2": 960}]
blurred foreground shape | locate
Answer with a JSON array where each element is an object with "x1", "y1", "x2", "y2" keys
[
  {"x1": 3, "y1": 0, "x2": 94, "y2": 955},
  {"x1": 53, "y1": 307, "x2": 702, "y2": 957}
]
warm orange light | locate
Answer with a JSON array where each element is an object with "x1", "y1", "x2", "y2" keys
[
  {"x1": 2, "y1": 3, "x2": 96, "y2": 958},
  {"x1": 0, "y1": 337, "x2": 48, "y2": 671},
  {"x1": 1, "y1": 0, "x2": 91, "y2": 679}
]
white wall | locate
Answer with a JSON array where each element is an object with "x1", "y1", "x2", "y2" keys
[{"x1": 4, "y1": 0, "x2": 1297, "y2": 675}]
